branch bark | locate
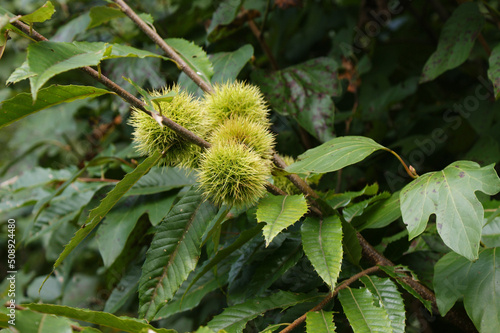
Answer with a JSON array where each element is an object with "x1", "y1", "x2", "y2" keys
[{"x1": 279, "y1": 266, "x2": 380, "y2": 333}]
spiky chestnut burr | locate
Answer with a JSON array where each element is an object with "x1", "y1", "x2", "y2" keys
[
  {"x1": 209, "y1": 116, "x2": 275, "y2": 160},
  {"x1": 203, "y1": 81, "x2": 270, "y2": 126},
  {"x1": 129, "y1": 85, "x2": 208, "y2": 168},
  {"x1": 197, "y1": 140, "x2": 271, "y2": 207}
]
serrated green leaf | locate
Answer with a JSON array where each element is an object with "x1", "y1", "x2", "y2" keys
[
  {"x1": 301, "y1": 216, "x2": 343, "y2": 289},
  {"x1": 341, "y1": 218, "x2": 362, "y2": 265},
  {"x1": 286, "y1": 136, "x2": 386, "y2": 174},
  {"x1": 26, "y1": 41, "x2": 166, "y2": 100},
  {"x1": 3, "y1": 167, "x2": 73, "y2": 192},
  {"x1": 20, "y1": 1, "x2": 55, "y2": 23},
  {"x1": 434, "y1": 248, "x2": 499, "y2": 333},
  {"x1": 306, "y1": 310, "x2": 336, "y2": 333},
  {"x1": 179, "y1": 44, "x2": 254, "y2": 95},
  {"x1": 351, "y1": 191, "x2": 401, "y2": 231},
  {"x1": 88, "y1": 6, "x2": 125, "y2": 29},
  {"x1": 180, "y1": 223, "x2": 264, "y2": 307},
  {"x1": 244, "y1": 239, "x2": 303, "y2": 297},
  {"x1": 206, "y1": 0, "x2": 243, "y2": 42},
  {"x1": 207, "y1": 291, "x2": 321, "y2": 333},
  {"x1": 50, "y1": 151, "x2": 162, "y2": 277},
  {"x1": 29, "y1": 182, "x2": 105, "y2": 243},
  {"x1": 420, "y1": 2, "x2": 484, "y2": 83},
  {"x1": 360, "y1": 276, "x2": 405, "y2": 333},
  {"x1": 138, "y1": 186, "x2": 218, "y2": 321},
  {"x1": 23, "y1": 303, "x2": 176, "y2": 333},
  {"x1": 32, "y1": 156, "x2": 122, "y2": 221},
  {"x1": 256, "y1": 194, "x2": 308, "y2": 246},
  {"x1": 126, "y1": 166, "x2": 196, "y2": 196},
  {"x1": 12, "y1": 310, "x2": 73, "y2": 333},
  {"x1": 378, "y1": 265, "x2": 432, "y2": 312},
  {"x1": 6, "y1": 60, "x2": 35, "y2": 84},
  {"x1": 104, "y1": 262, "x2": 142, "y2": 314},
  {"x1": 253, "y1": 57, "x2": 341, "y2": 142},
  {"x1": 27, "y1": 42, "x2": 107, "y2": 101},
  {"x1": 96, "y1": 196, "x2": 146, "y2": 267},
  {"x1": 326, "y1": 183, "x2": 379, "y2": 209},
  {"x1": 338, "y1": 287, "x2": 393, "y2": 333},
  {"x1": 211, "y1": 44, "x2": 253, "y2": 84},
  {"x1": 166, "y1": 38, "x2": 213, "y2": 85},
  {"x1": 400, "y1": 161, "x2": 500, "y2": 260},
  {"x1": 155, "y1": 258, "x2": 232, "y2": 320},
  {"x1": 343, "y1": 192, "x2": 390, "y2": 222},
  {"x1": 0, "y1": 85, "x2": 112, "y2": 129}
]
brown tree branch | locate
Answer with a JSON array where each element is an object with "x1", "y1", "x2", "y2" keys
[
  {"x1": 113, "y1": 0, "x2": 214, "y2": 94},
  {"x1": 10, "y1": 20, "x2": 211, "y2": 150},
  {"x1": 279, "y1": 266, "x2": 380, "y2": 333}
]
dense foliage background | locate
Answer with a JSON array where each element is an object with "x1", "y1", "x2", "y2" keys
[{"x1": 0, "y1": 0, "x2": 499, "y2": 332}]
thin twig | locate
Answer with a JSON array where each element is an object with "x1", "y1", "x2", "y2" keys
[
  {"x1": 113, "y1": 0, "x2": 214, "y2": 94},
  {"x1": 279, "y1": 266, "x2": 380, "y2": 333},
  {"x1": 247, "y1": 14, "x2": 279, "y2": 71}
]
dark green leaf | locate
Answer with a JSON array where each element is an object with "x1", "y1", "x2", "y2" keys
[
  {"x1": 433, "y1": 248, "x2": 499, "y2": 333},
  {"x1": 166, "y1": 38, "x2": 213, "y2": 85},
  {"x1": 104, "y1": 262, "x2": 142, "y2": 314},
  {"x1": 126, "y1": 166, "x2": 196, "y2": 196},
  {"x1": 338, "y1": 287, "x2": 393, "y2": 333},
  {"x1": 420, "y1": 2, "x2": 484, "y2": 83},
  {"x1": 253, "y1": 57, "x2": 341, "y2": 142},
  {"x1": 29, "y1": 182, "x2": 105, "y2": 243},
  {"x1": 181, "y1": 223, "x2": 264, "y2": 306},
  {"x1": 256, "y1": 194, "x2": 308, "y2": 246},
  {"x1": 325, "y1": 183, "x2": 379, "y2": 209},
  {"x1": 302, "y1": 216, "x2": 343, "y2": 289},
  {"x1": 341, "y1": 218, "x2": 362, "y2": 266},
  {"x1": 342, "y1": 192, "x2": 390, "y2": 222},
  {"x1": 155, "y1": 258, "x2": 232, "y2": 320},
  {"x1": 487, "y1": 43, "x2": 500, "y2": 99},
  {"x1": 286, "y1": 136, "x2": 386, "y2": 174},
  {"x1": 138, "y1": 186, "x2": 218, "y2": 321},
  {"x1": 0, "y1": 85, "x2": 112, "y2": 129},
  {"x1": 211, "y1": 44, "x2": 253, "y2": 84},
  {"x1": 207, "y1": 291, "x2": 321, "y2": 333},
  {"x1": 244, "y1": 239, "x2": 303, "y2": 297},
  {"x1": 96, "y1": 196, "x2": 147, "y2": 267},
  {"x1": 179, "y1": 44, "x2": 253, "y2": 95},
  {"x1": 88, "y1": 6, "x2": 125, "y2": 29},
  {"x1": 206, "y1": 0, "x2": 243, "y2": 42},
  {"x1": 24, "y1": 303, "x2": 176, "y2": 333},
  {"x1": 400, "y1": 161, "x2": 500, "y2": 260},
  {"x1": 50, "y1": 151, "x2": 162, "y2": 276},
  {"x1": 351, "y1": 191, "x2": 401, "y2": 231}
]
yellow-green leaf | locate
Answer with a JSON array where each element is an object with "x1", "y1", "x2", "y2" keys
[{"x1": 256, "y1": 194, "x2": 308, "y2": 246}]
